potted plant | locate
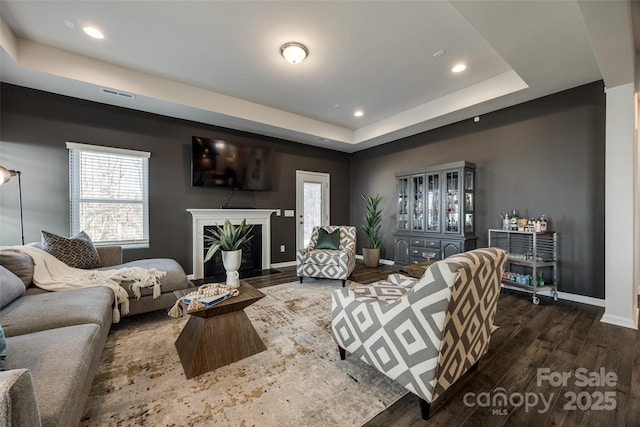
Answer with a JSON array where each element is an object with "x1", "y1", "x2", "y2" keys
[
  {"x1": 203, "y1": 219, "x2": 254, "y2": 288},
  {"x1": 361, "y1": 194, "x2": 384, "y2": 267}
]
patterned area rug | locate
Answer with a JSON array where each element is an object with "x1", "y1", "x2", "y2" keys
[{"x1": 81, "y1": 280, "x2": 407, "y2": 426}]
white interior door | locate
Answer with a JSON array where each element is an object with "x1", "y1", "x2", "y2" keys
[{"x1": 296, "y1": 170, "x2": 330, "y2": 250}]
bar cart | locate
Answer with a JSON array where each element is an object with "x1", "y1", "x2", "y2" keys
[{"x1": 488, "y1": 229, "x2": 558, "y2": 305}]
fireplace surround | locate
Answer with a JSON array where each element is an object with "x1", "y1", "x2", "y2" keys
[
  {"x1": 187, "y1": 209, "x2": 275, "y2": 279},
  {"x1": 202, "y1": 224, "x2": 263, "y2": 278}
]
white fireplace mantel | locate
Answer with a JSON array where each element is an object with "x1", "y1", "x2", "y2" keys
[{"x1": 188, "y1": 209, "x2": 276, "y2": 279}]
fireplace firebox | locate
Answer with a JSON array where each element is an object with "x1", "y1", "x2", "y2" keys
[{"x1": 203, "y1": 225, "x2": 263, "y2": 278}]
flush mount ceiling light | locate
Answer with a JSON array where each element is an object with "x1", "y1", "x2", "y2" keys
[
  {"x1": 354, "y1": 110, "x2": 364, "y2": 117},
  {"x1": 83, "y1": 26, "x2": 104, "y2": 39},
  {"x1": 452, "y1": 63, "x2": 467, "y2": 73},
  {"x1": 281, "y1": 42, "x2": 308, "y2": 64}
]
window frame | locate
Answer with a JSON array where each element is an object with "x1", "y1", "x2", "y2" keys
[{"x1": 66, "y1": 142, "x2": 151, "y2": 249}]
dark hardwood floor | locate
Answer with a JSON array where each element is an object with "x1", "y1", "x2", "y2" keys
[
  {"x1": 246, "y1": 261, "x2": 640, "y2": 427},
  {"x1": 241, "y1": 261, "x2": 393, "y2": 288}
]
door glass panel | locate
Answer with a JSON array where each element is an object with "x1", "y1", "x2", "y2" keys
[
  {"x1": 412, "y1": 175, "x2": 424, "y2": 231},
  {"x1": 445, "y1": 171, "x2": 459, "y2": 233},
  {"x1": 426, "y1": 173, "x2": 440, "y2": 232},
  {"x1": 397, "y1": 177, "x2": 409, "y2": 230},
  {"x1": 303, "y1": 182, "x2": 322, "y2": 246}
]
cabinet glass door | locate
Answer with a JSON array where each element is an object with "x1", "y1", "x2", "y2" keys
[
  {"x1": 426, "y1": 173, "x2": 440, "y2": 232},
  {"x1": 397, "y1": 177, "x2": 409, "y2": 230},
  {"x1": 411, "y1": 174, "x2": 425, "y2": 231},
  {"x1": 464, "y1": 170, "x2": 474, "y2": 234},
  {"x1": 445, "y1": 171, "x2": 460, "y2": 233}
]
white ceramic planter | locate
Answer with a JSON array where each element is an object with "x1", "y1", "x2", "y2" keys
[{"x1": 221, "y1": 249, "x2": 242, "y2": 288}]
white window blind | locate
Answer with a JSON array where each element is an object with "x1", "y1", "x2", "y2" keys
[{"x1": 67, "y1": 142, "x2": 150, "y2": 248}]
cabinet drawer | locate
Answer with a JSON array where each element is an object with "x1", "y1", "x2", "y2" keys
[
  {"x1": 410, "y1": 237, "x2": 426, "y2": 247},
  {"x1": 410, "y1": 238, "x2": 440, "y2": 248},
  {"x1": 410, "y1": 248, "x2": 439, "y2": 259},
  {"x1": 425, "y1": 239, "x2": 440, "y2": 249},
  {"x1": 411, "y1": 253, "x2": 440, "y2": 264}
]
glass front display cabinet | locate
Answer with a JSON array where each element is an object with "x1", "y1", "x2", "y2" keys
[
  {"x1": 397, "y1": 176, "x2": 409, "y2": 231},
  {"x1": 394, "y1": 161, "x2": 477, "y2": 269}
]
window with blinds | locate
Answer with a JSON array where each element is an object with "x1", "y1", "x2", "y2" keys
[{"x1": 67, "y1": 142, "x2": 150, "y2": 248}]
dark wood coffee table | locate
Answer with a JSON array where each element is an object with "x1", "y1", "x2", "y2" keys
[{"x1": 174, "y1": 281, "x2": 266, "y2": 379}]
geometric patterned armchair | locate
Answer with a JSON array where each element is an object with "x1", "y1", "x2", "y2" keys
[
  {"x1": 297, "y1": 226, "x2": 357, "y2": 287},
  {"x1": 331, "y1": 248, "x2": 508, "y2": 419}
]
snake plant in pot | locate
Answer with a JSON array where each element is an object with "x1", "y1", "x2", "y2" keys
[
  {"x1": 361, "y1": 194, "x2": 384, "y2": 267},
  {"x1": 203, "y1": 219, "x2": 254, "y2": 288}
]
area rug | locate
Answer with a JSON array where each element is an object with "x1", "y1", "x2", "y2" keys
[{"x1": 81, "y1": 280, "x2": 407, "y2": 426}]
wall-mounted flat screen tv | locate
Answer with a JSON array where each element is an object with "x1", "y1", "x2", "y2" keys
[{"x1": 192, "y1": 136, "x2": 273, "y2": 191}]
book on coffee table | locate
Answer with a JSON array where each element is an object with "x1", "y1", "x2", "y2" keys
[{"x1": 183, "y1": 291, "x2": 230, "y2": 307}]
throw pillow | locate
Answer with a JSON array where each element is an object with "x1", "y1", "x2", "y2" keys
[
  {"x1": 0, "y1": 266, "x2": 25, "y2": 310},
  {"x1": 315, "y1": 228, "x2": 340, "y2": 250},
  {"x1": 0, "y1": 251, "x2": 34, "y2": 287},
  {"x1": 0, "y1": 324, "x2": 6, "y2": 371},
  {"x1": 41, "y1": 230, "x2": 102, "y2": 269}
]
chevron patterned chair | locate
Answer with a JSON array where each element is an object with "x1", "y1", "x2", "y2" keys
[
  {"x1": 296, "y1": 226, "x2": 357, "y2": 287},
  {"x1": 331, "y1": 247, "x2": 508, "y2": 419}
]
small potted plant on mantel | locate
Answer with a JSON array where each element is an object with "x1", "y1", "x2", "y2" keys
[
  {"x1": 203, "y1": 219, "x2": 254, "y2": 288},
  {"x1": 361, "y1": 194, "x2": 384, "y2": 268}
]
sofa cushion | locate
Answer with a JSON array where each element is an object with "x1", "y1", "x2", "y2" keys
[
  {"x1": 299, "y1": 249, "x2": 344, "y2": 266},
  {"x1": 386, "y1": 273, "x2": 419, "y2": 288},
  {"x1": 0, "y1": 266, "x2": 25, "y2": 310},
  {"x1": 351, "y1": 282, "x2": 409, "y2": 302},
  {"x1": 4, "y1": 324, "x2": 102, "y2": 427},
  {"x1": 0, "y1": 369, "x2": 42, "y2": 426},
  {"x1": 41, "y1": 230, "x2": 102, "y2": 269},
  {"x1": 0, "y1": 325, "x2": 5, "y2": 370},
  {"x1": 101, "y1": 258, "x2": 188, "y2": 298},
  {"x1": 0, "y1": 287, "x2": 113, "y2": 338},
  {"x1": 0, "y1": 265, "x2": 25, "y2": 309},
  {"x1": 0, "y1": 250, "x2": 33, "y2": 287}
]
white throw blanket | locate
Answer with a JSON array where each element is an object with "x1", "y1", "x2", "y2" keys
[{"x1": 0, "y1": 246, "x2": 166, "y2": 323}]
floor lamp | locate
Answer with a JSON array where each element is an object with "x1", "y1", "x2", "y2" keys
[{"x1": 0, "y1": 166, "x2": 24, "y2": 245}]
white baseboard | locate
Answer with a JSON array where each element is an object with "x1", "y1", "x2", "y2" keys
[
  {"x1": 600, "y1": 308, "x2": 639, "y2": 330},
  {"x1": 355, "y1": 254, "x2": 394, "y2": 266},
  {"x1": 271, "y1": 261, "x2": 296, "y2": 268},
  {"x1": 501, "y1": 284, "x2": 605, "y2": 307}
]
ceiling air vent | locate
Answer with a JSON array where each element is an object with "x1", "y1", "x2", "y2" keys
[{"x1": 100, "y1": 88, "x2": 135, "y2": 99}]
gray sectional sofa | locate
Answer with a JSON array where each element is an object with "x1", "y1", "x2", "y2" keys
[{"x1": 0, "y1": 245, "x2": 190, "y2": 427}]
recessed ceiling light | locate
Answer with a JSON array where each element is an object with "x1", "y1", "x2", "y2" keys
[
  {"x1": 83, "y1": 26, "x2": 104, "y2": 39},
  {"x1": 452, "y1": 64, "x2": 467, "y2": 73},
  {"x1": 354, "y1": 110, "x2": 364, "y2": 118}
]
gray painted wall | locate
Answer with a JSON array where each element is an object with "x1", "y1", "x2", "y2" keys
[
  {"x1": 0, "y1": 84, "x2": 350, "y2": 271},
  {"x1": 350, "y1": 82, "x2": 605, "y2": 298},
  {"x1": 0, "y1": 81, "x2": 605, "y2": 298}
]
